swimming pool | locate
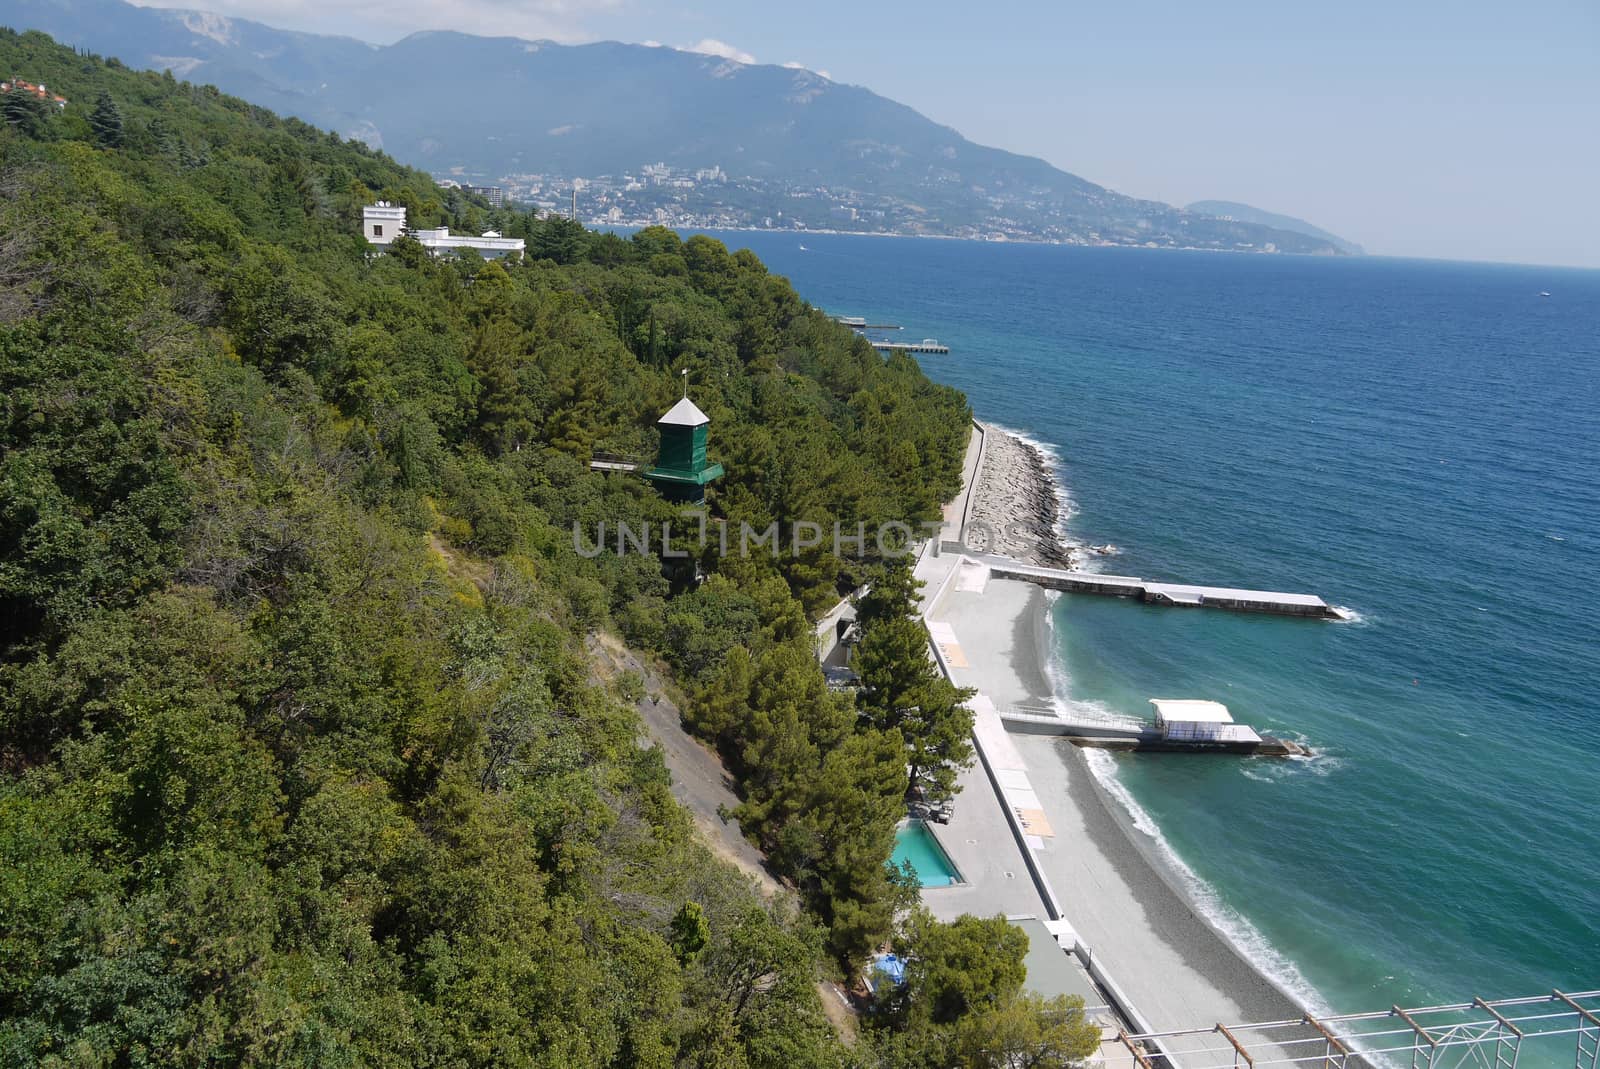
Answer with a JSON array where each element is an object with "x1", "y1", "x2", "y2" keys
[{"x1": 891, "y1": 820, "x2": 964, "y2": 888}]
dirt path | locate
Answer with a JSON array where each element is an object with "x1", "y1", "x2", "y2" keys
[
  {"x1": 588, "y1": 633, "x2": 867, "y2": 1038},
  {"x1": 587, "y1": 632, "x2": 783, "y2": 897}
]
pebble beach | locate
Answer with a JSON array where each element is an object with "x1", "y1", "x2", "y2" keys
[{"x1": 924, "y1": 422, "x2": 1309, "y2": 1061}]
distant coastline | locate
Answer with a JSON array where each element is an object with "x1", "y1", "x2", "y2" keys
[{"x1": 595, "y1": 221, "x2": 1353, "y2": 256}]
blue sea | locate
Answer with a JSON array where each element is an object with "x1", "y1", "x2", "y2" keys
[{"x1": 678, "y1": 231, "x2": 1600, "y2": 1016}]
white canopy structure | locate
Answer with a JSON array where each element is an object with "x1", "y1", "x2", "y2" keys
[{"x1": 1149, "y1": 699, "x2": 1261, "y2": 743}]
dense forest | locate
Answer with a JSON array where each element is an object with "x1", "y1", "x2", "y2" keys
[{"x1": 0, "y1": 28, "x2": 1097, "y2": 1067}]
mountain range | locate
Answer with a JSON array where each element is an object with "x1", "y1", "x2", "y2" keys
[
  {"x1": 1186, "y1": 200, "x2": 1365, "y2": 255},
  {"x1": 7, "y1": 0, "x2": 1360, "y2": 253}
]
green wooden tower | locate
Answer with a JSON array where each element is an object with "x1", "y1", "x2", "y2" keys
[{"x1": 644, "y1": 395, "x2": 724, "y2": 504}]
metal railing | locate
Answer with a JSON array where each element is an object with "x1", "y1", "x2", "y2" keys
[
  {"x1": 998, "y1": 704, "x2": 1148, "y2": 732},
  {"x1": 1110, "y1": 990, "x2": 1600, "y2": 1069},
  {"x1": 590, "y1": 450, "x2": 648, "y2": 464}
]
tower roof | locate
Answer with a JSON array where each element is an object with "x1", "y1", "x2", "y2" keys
[{"x1": 658, "y1": 396, "x2": 710, "y2": 427}]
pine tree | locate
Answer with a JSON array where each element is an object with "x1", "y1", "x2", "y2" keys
[
  {"x1": 854, "y1": 558, "x2": 976, "y2": 805},
  {"x1": 89, "y1": 90, "x2": 123, "y2": 148},
  {"x1": 2, "y1": 86, "x2": 46, "y2": 138},
  {"x1": 467, "y1": 317, "x2": 537, "y2": 454},
  {"x1": 146, "y1": 115, "x2": 175, "y2": 157}
]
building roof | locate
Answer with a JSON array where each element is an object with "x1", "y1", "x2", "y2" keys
[
  {"x1": 1009, "y1": 917, "x2": 1102, "y2": 1006},
  {"x1": 2, "y1": 79, "x2": 68, "y2": 105},
  {"x1": 1149, "y1": 699, "x2": 1234, "y2": 724},
  {"x1": 658, "y1": 396, "x2": 710, "y2": 427}
]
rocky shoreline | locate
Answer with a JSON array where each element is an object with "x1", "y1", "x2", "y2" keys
[{"x1": 964, "y1": 423, "x2": 1073, "y2": 567}]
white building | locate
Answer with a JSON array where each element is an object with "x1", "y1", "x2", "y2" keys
[
  {"x1": 362, "y1": 202, "x2": 407, "y2": 245},
  {"x1": 362, "y1": 202, "x2": 525, "y2": 258}
]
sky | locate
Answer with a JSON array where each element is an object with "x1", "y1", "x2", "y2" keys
[{"x1": 128, "y1": 0, "x2": 1600, "y2": 267}]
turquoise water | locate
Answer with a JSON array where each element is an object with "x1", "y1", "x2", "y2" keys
[
  {"x1": 892, "y1": 821, "x2": 963, "y2": 888},
  {"x1": 667, "y1": 231, "x2": 1600, "y2": 1014}
]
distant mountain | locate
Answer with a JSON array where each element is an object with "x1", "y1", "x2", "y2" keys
[
  {"x1": 1187, "y1": 200, "x2": 1363, "y2": 255},
  {"x1": 8, "y1": 0, "x2": 1346, "y2": 253},
  {"x1": 7, "y1": 0, "x2": 374, "y2": 115}
]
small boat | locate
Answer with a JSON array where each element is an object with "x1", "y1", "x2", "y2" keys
[
  {"x1": 1539, "y1": 291, "x2": 1551, "y2": 297},
  {"x1": 1089, "y1": 543, "x2": 1120, "y2": 555}
]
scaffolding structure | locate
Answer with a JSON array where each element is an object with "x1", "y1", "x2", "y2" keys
[{"x1": 1112, "y1": 990, "x2": 1600, "y2": 1069}]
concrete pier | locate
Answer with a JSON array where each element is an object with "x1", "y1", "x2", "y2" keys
[
  {"x1": 871, "y1": 339, "x2": 950, "y2": 354},
  {"x1": 998, "y1": 706, "x2": 1309, "y2": 757},
  {"x1": 1072, "y1": 734, "x2": 1308, "y2": 756},
  {"x1": 986, "y1": 559, "x2": 1344, "y2": 619}
]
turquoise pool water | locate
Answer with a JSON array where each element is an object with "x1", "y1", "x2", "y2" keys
[{"x1": 892, "y1": 821, "x2": 963, "y2": 888}]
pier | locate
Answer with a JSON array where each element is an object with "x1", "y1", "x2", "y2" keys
[
  {"x1": 870, "y1": 339, "x2": 951, "y2": 354},
  {"x1": 996, "y1": 703, "x2": 1309, "y2": 756},
  {"x1": 832, "y1": 314, "x2": 952, "y2": 354},
  {"x1": 906, "y1": 427, "x2": 1325, "y2": 1060},
  {"x1": 984, "y1": 558, "x2": 1345, "y2": 619}
]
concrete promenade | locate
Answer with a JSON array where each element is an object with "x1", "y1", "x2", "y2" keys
[
  {"x1": 914, "y1": 427, "x2": 1135, "y2": 1052},
  {"x1": 915, "y1": 423, "x2": 1312, "y2": 1069}
]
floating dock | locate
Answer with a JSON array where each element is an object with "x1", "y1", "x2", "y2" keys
[{"x1": 987, "y1": 559, "x2": 1344, "y2": 619}]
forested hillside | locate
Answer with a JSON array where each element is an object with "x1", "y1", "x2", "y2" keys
[{"x1": 0, "y1": 28, "x2": 1096, "y2": 1067}]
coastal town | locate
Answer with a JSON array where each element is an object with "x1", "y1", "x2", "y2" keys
[{"x1": 430, "y1": 161, "x2": 1291, "y2": 249}]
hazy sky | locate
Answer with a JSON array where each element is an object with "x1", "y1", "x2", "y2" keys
[{"x1": 131, "y1": 0, "x2": 1600, "y2": 267}]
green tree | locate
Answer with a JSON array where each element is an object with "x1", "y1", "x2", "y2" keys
[
  {"x1": 951, "y1": 991, "x2": 1101, "y2": 1069},
  {"x1": 896, "y1": 911, "x2": 1028, "y2": 1026},
  {"x1": 88, "y1": 89, "x2": 122, "y2": 148},
  {"x1": 467, "y1": 316, "x2": 537, "y2": 453},
  {"x1": 0, "y1": 28, "x2": 978, "y2": 1064},
  {"x1": 866, "y1": 911, "x2": 1099, "y2": 1069},
  {"x1": 671, "y1": 901, "x2": 712, "y2": 966},
  {"x1": 0, "y1": 332, "x2": 190, "y2": 655},
  {"x1": 853, "y1": 560, "x2": 976, "y2": 805},
  {"x1": 2, "y1": 86, "x2": 46, "y2": 137}
]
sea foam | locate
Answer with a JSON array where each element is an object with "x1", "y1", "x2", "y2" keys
[
  {"x1": 1080, "y1": 746, "x2": 1333, "y2": 1019},
  {"x1": 986, "y1": 420, "x2": 1107, "y2": 573},
  {"x1": 1040, "y1": 597, "x2": 1334, "y2": 1019}
]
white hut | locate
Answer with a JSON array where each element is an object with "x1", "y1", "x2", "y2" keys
[{"x1": 1148, "y1": 700, "x2": 1261, "y2": 744}]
